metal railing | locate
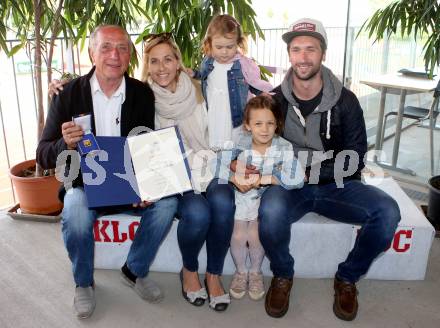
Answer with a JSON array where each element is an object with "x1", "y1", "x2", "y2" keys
[{"x1": 0, "y1": 27, "x2": 430, "y2": 209}]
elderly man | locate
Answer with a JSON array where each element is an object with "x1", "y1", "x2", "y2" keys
[
  {"x1": 37, "y1": 25, "x2": 177, "y2": 319},
  {"x1": 257, "y1": 18, "x2": 401, "y2": 320}
]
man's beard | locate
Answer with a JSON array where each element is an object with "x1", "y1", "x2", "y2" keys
[{"x1": 292, "y1": 64, "x2": 321, "y2": 81}]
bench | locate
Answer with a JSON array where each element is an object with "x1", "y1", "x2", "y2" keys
[{"x1": 93, "y1": 177, "x2": 435, "y2": 280}]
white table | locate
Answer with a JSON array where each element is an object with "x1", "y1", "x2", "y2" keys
[{"x1": 360, "y1": 74, "x2": 438, "y2": 175}]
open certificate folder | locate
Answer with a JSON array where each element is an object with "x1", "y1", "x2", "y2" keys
[
  {"x1": 80, "y1": 127, "x2": 192, "y2": 208},
  {"x1": 127, "y1": 127, "x2": 192, "y2": 202}
]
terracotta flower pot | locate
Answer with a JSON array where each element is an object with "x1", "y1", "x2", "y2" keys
[{"x1": 9, "y1": 159, "x2": 63, "y2": 215}]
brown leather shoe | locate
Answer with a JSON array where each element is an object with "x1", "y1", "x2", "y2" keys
[
  {"x1": 265, "y1": 277, "x2": 293, "y2": 318},
  {"x1": 333, "y1": 277, "x2": 358, "y2": 321}
]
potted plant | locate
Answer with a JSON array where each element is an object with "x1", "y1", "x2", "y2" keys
[
  {"x1": 359, "y1": 0, "x2": 440, "y2": 77},
  {"x1": 2, "y1": 0, "x2": 69, "y2": 215},
  {"x1": 4, "y1": 0, "x2": 127, "y2": 215},
  {"x1": 1, "y1": 0, "x2": 146, "y2": 215}
]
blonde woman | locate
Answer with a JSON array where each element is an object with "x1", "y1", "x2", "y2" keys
[{"x1": 141, "y1": 33, "x2": 233, "y2": 312}]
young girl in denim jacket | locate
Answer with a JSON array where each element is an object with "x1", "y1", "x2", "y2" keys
[
  {"x1": 212, "y1": 95, "x2": 304, "y2": 300},
  {"x1": 192, "y1": 14, "x2": 273, "y2": 150}
]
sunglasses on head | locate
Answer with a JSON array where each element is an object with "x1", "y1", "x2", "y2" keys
[{"x1": 143, "y1": 32, "x2": 173, "y2": 42}]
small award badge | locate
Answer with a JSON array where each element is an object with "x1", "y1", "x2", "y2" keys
[{"x1": 73, "y1": 113, "x2": 100, "y2": 156}]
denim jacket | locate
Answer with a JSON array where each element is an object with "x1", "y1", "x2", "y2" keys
[
  {"x1": 195, "y1": 56, "x2": 261, "y2": 128},
  {"x1": 210, "y1": 132, "x2": 305, "y2": 193}
]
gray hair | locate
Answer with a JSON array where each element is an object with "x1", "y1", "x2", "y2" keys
[{"x1": 89, "y1": 24, "x2": 133, "y2": 55}]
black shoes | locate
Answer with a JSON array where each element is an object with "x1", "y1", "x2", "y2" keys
[
  {"x1": 204, "y1": 278, "x2": 231, "y2": 312},
  {"x1": 179, "y1": 270, "x2": 207, "y2": 307},
  {"x1": 178, "y1": 269, "x2": 230, "y2": 311}
]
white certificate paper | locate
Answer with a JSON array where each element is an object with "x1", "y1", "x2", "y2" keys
[
  {"x1": 73, "y1": 113, "x2": 92, "y2": 133},
  {"x1": 127, "y1": 127, "x2": 192, "y2": 201}
]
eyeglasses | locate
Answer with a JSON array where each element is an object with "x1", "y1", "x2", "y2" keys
[{"x1": 143, "y1": 32, "x2": 173, "y2": 43}]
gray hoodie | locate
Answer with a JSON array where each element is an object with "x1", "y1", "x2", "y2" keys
[{"x1": 281, "y1": 65, "x2": 343, "y2": 166}]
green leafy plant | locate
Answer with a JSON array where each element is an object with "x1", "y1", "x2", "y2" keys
[
  {"x1": 1, "y1": 0, "x2": 73, "y2": 175},
  {"x1": 0, "y1": 0, "x2": 268, "y2": 175},
  {"x1": 359, "y1": 0, "x2": 440, "y2": 77},
  {"x1": 136, "y1": 0, "x2": 267, "y2": 74},
  {"x1": 0, "y1": 0, "x2": 145, "y2": 175}
]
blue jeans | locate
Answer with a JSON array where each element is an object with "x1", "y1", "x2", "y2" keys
[
  {"x1": 258, "y1": 180, "x2": 401, "y2": 283},
  {"x1": 177, "y1": 179, "x2": 235, "y2": 274},
  {"x1": 61, "y1": 187, "x2": 178, "y2": 287}
]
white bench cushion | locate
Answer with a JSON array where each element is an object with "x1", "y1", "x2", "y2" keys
[{"x1": 93, "y1": 177, "x2": 435, "y2": 280}]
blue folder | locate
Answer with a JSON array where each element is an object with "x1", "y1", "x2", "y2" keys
[
  {"x1": 79, "y1": 127, "x2": 192, "y2": 209},
  {"x1": 80, "y1": 136, "x2": 141, "y2": 208}
]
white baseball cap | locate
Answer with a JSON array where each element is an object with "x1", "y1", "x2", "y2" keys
[{"x1": 282, "y1": 18, "x2": 328, "y2": 50}]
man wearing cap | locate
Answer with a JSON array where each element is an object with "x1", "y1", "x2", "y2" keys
[{"x1": 257, "y1": 18, "x2": 401, "y2": 320}]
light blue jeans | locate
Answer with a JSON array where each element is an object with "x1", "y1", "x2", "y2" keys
[
  {"x1": 61, "y1": 187, "x2": 178, "y2": 287},
  {"x1": 258, "y1": 180, "x2": 401, "y2": 283}
]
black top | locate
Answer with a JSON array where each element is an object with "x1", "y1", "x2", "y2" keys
[
  {"x1": 36, "y1": 67, "x2": 156, "y2": 200},
  {"x1": 292, "y1": 88, "x2": 323, "y2": 118},
  {"x1": 272, "y1": 84, "x2": 367, "y2": 184}
]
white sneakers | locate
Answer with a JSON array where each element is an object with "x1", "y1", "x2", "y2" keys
[
  {"x1": 229, "y1": 271, "x2": 265, "y2": 300},
  {"x1": 229, "y1": 271, "x2": 248, "y2": 299},
  {"x1": 248, "y1": 272, "x2": 265, "y2": 301}
]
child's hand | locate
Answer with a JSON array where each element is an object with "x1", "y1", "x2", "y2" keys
[
  {"x1": 185, "y1": 67, "x2": 195, "y2": 78},
  {"x1": 230, "y1": 160, "x2": 259, "y2": 176},
  {"x1": 232, "y1": 173, "x2": 260, "y2": 193},
  {"x1": 247, "y1": 173, "x2": 260, "y2": 187},
  {"x1": 252, "y1": 174, "x2": 262, "y2": 188}
]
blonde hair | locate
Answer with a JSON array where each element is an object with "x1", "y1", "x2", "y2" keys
[
  {"x1": 141, "y1": 34, "x2": 185, "y2": 84},
  {"x1": 202, "y1": 14, "x2": 247, "y2": 56}
]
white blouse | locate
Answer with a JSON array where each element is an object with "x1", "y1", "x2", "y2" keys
[{"x1": 206, "y1": 60, "x2": 242, "y2": 150}]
